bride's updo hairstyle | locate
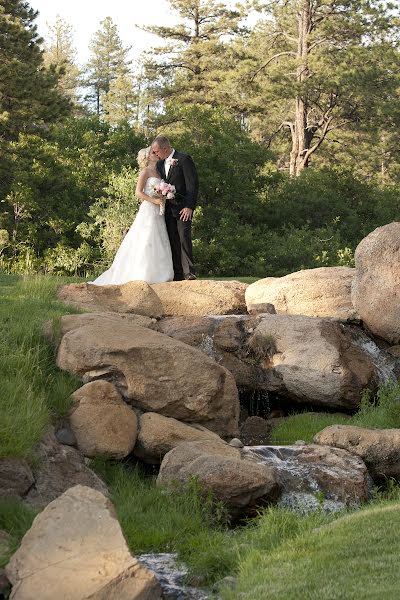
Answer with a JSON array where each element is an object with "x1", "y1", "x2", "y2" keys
[{"x1": 137, "y1": 146, "x2": 151, "y2": 169}]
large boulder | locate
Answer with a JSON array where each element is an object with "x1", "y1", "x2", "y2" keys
[
  {"x1": 57, "y1": 312, "x2": 157, "y2": 337},
  {"x1": 70, "y1": 381, "x2": 138, "y2": 459},
  {"x1": 25, "y1": 428, "x2": 107, "y2": 509},
  {"x1": 5, "y1": 485, "x2": 161, "y2": 600},
  {"x1": 244, "y1": 443, "x2": 371, "y2": 512},
  {"x1": 157, "y1": 440, "x2": 280, "y2": 516},
  {"x1": 352, "y1": 222, "x2": 400, "y2": 343},
  {"x1": 58, "y1": 281, "x2": 164, "y2": 318},
  {"x1": 314, "y1": 424, "x2": 400, "y2": 481},
  {"x1": 251, "y1": 314, "x2": 378, "y2": 409},
  {"x1": 246, "y1": 267, "x2": 358, "y2": 320},
  {"x1": 151, "y1": 280, "x2": 247, "y2": 316},
  {"x1": 45, "y1": 312, "x2": 157, "y2": 346},
  {"x1": 133, "y1": 412, "x2": 223, "y2": 464},
  {"x1": 57, "y1": 320, "x2": 239, "y2": 438}
]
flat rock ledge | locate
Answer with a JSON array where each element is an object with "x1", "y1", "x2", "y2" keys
[{"x1": 314, "y1": 424, "x2": 400, "y2": 481}]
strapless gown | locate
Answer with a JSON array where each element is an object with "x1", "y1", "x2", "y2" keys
[{"x1": 92, "y1": 176, "x2": 174, "y2": 285}]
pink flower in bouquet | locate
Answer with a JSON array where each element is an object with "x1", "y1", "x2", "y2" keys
[{"x1": 154, "y1": 180, "x2": 176, "y2": 200}]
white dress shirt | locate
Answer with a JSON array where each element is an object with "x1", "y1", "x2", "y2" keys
[{"x1": 164, "y1": 148, "x2": 175, "y2": 177}]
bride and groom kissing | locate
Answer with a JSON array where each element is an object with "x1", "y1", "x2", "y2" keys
[{"x1": 93, "y1": 135, "x2": 199, "y2": 286}]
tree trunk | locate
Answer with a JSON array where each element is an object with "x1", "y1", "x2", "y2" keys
[{"x1": 289, "y1": 0, "x2": 311, "y2": 176}]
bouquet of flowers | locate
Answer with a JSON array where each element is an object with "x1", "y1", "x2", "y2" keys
[{"x1": 153, "y1": 180, "x2": 176, "y2": 215}]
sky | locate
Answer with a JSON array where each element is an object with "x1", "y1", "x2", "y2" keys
[{"x1": 32, "y1": 0, "x2": 180, "y2": 66}]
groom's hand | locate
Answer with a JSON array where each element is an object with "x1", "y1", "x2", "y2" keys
[{"x1": 179, "y1": 207, "x2": 193, "y2": 222}]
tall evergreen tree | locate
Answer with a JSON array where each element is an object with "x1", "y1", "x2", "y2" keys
[
  {"x1": 142, "y1": 0, "x2": 243, "y2": 122},
  {"x1": 239, "y1": 0, "x2": 400, "y2": 175},
  {"x1": 85, "y1": 16, "x2": 131, "y2": 115},
  {"x1": 0, "y1": 0, "x2": 70, "y2": 142},
  {"x1": 43, "y1": 15, "x2": 80, "y2": 103},
  {"x1": 102, "y1": 74, "x2": 138, "y2": 125}
]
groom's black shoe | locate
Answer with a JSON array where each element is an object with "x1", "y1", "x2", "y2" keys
[{"x1": 185, "y1": 273, "x2": 197, "y2": 280}]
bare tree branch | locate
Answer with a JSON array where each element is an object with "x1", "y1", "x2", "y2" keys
[{"x1": 250, "y1": 51, "x2": 297, "y2": 81}]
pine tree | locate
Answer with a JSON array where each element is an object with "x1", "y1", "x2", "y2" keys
[
  {"x1": 85, "y1": 16, "x2": 131, "y2": 115},
  {"x1": 0, "y1": 0, "x2": 70, "y2": 142},
  {"x1": 142, "y1": 0, "x2": 242, "y2": 121},
  {"x1": 240, "y1": 0, "x2": 400, "y2": 175},
  {"x1": 102, "y1": 74, "x2": 138, "y2": 125},
  {"x1": 43, "y1": 15, "x2": 80, "y2": 103}
]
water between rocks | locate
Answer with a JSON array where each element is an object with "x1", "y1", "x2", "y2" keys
[{"x1": 138, "y1": 553, "x2": 213, "y2": 599}]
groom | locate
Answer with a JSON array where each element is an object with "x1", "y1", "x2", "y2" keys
[{"x1": 151, "y1": 135, "x2": 199, "y2": 281}]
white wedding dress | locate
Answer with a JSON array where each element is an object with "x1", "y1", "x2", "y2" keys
[{"x1": 92, "y1": 176, "x2": 174, "y2": 285}]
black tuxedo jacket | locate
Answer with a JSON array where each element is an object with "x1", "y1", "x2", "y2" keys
[{"x1": 156, "y1": 150, "x2": 199, "y2": 217}]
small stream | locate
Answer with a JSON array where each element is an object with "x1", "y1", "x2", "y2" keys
[{"x1": 138, "y1": 553, "x2": 212, "y2": 599}]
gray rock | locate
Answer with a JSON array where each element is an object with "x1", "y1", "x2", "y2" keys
[
  {"x1": 229, "y1": 438, "x2": 244, "y2": 448},
  {"x1": 55, "y1": 427, "x2": 77, "y2": 447},
  {"x1": 0, "y1": 458, "x2": 34, "y2": 499},
  {"x1": 25, "y1": 428, "x2": 107, "y2": 509}
]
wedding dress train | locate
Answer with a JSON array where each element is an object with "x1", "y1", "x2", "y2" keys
[{"x1": 92, "y1": 176, "x2": 174, "y2": 285}]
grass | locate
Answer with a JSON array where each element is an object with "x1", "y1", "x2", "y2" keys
[
  {"x1": 92, "y1": 460, "x2": 237, "y2": 585},
  {"x1": 271, "y1": 384, "x2": 400, "y2": 445},
  {"x1": 0, "y1": 272, "x2": 254, "y2": 459},
  {"x1": 0, "y1": 274, "x2": 81, "y2": 459},
  {"x1": 0, "y1": 497, "x2": 37, "y2": 568},
  {"x1": 270, "y1": 412, "x2": 351, "y2": 444},
  {"x1": 3, "y1": 272, "x2": 400, "y2": 598},
  {"x1": 220, "y1": 501, "x2": 400, "y2": 599}
]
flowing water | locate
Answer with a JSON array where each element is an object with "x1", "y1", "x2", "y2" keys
[{"x1": 138, "y1": 553, "x2": 212, "y2": 599}]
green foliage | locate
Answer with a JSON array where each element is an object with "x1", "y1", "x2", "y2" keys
[
  {"x1": 43, "y1": 15, "x2": 81, "y2": 103},
  {"x1": 77, "y1": 166, "x2": 140, "y2": 266},
  {"x1": 221, "y1": 501, "x2": 400, "y2": 599},
  {"x1": 142, "y1": 0, "x2": 242, "y2": 117},
  {"x1": 0, "y1": 0, "x2": 70, "y2": 144},
  {"x1": 92, "y1": 460, "x2": 233, "y2": 584},
  {"x1": 271, "y1": 383, "x2": 400, "y2": 445},
  {"x1": 353, "y1": 383, "x2": 400, "y2": 429},
  {"x1": 271, "y1": 412, "x2": 351, "y2": 445},
  {"x1": 0, "y1": 274, "x2": 81, "y2": 459},
  {"x1": 0, "y1": 497, "x2": 37, "y2": 567},
  {"x1": 85, "y1": 16, "x2": 131, "y2": 114}
]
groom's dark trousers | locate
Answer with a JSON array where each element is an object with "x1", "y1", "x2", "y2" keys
[
  {"x1": 165, "y1": 204, "x2": 195, "y2": 280},
  {"x1": 157, "y1": 151, "x2": 199, "y2": 281}
]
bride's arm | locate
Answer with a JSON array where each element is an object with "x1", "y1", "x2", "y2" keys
[{"x1": 135, "y1": 169, "x2": 162, "y2": 205}]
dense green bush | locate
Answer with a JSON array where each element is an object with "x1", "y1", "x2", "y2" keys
[{"x1": 1, "y1": 110, "x2": 400, "y2": 277}]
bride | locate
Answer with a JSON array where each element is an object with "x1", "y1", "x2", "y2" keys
[{"x1": 91, "y1": 147, "x2": 174, "y2": 285}]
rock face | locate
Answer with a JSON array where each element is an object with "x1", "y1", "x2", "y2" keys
[
  {"x1": 314, "y1": 425, "x2": 400, "y2": 481},
  {"x1": 251, "y1": 314, "x2": 377, "y2": 409},
  {"x1": 70, "y1": 381, "x2": 138, "y2": 459},
  {"x1": 157, "y1": 440, "x2": 280, "y2": 515},
  {"x1": 5, "y1": 485, "x2": 162, "y2": 600},
  {"x1": 151, "y1": 280, "x2": 247, "y2": 316},
  {"x1": 58, "y1": 281, "x2": 164, "y2": 318},
  {"x1": 25, "y1": 428, "x2": 107, "y2": 509},
  {"x1": 134, "y1": 412, "x2": 222, "y2": 464},
  {"x1": 57, "y1": 320, "x2": 239, "y2": 438},
  {"x1": 156, "y1": 314, "x2": 266, "y2": 389},
  {"x1": 245, "y1": 267, "x2": 358, "y2": 320},
  {"x1": 244, "y1": 443, "x2": 371, "y2": 511},
  {"x1": 59, "y1": 312, "x2": 157, "y2": 337},
  {"x1": 352, "y1": 222, "x2": 400, "y2": 343},
  {"x1": 0, "y1": 458, "x2": 34, "y2": 498}
]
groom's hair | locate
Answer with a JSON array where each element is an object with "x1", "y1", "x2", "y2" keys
[{"x1": 153, "y1": 135, "x2": 171, "y2": 148}]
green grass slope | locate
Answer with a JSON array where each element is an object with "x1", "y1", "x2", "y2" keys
[{"x1": 222, "y1": 502, "x2": 400, "y2": 600}]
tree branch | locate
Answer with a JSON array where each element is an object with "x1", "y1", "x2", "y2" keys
[
  {"x1": 302, "y1": 115, "x2": 334, "y2": 164},
  {"x1": 250, "y1": 51, "x2": 297, "y2": 81}
]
